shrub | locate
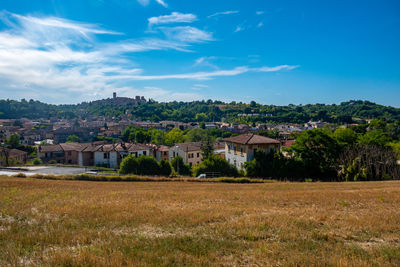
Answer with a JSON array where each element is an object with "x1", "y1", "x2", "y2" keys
[
  {"x1": 48, "y1": 160, "x2": 56, "y2": 164},
  {"x1": 32, "y1": 158, "x2": 42, "y2": 165},
  {"x1": 171, "y1": 156, "x2": 192, "y2": 176},
  {"x1": 159, "y1": 159, "x2": 172, "y2": 176},
  {"x1": 193, "y1": 155, "x2": 238, "y2": 177},
  {"x1": 119, "y1": 155, "x2": 138, "y2": 174},
  {"x1": 12, "y1": 173, "x2": 26, "y2": 178},
  {"x1": 119, "y1": 155, "x2": 161, "y2": 175}
]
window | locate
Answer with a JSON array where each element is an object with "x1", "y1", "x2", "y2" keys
[
  {"x1": 196, "y1": 152, "x2": 199, "y2": 158},
  {"x1": 228, "y1": 144, "x2": 231, "y2": 152},
  {"x1": 134, "y1": 152, "x2": 138, "y2": 157},
  {"x1": 164, "y1": 152, "x2": 168, "y2": 156},
  {"x1": 233, "y1": 145, "x2": 236, "y2": 152},
  {"x1": 240, "y1": 147, "x2": 243, "y2": 155},
  {"x1": 143, "y1": 151, "x2": 146, "y2": 156},
  {"x1": 104, "y1": 153, "x2": 108, "y2": 159}
]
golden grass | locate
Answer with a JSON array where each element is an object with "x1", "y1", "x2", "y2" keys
[{"x1": 1, "y1": 176, "x2": 399, "y2": 266}]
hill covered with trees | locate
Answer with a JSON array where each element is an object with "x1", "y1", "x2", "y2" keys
[{"x1": 1, "y1": 98, "x2": 399, "y2": 123}]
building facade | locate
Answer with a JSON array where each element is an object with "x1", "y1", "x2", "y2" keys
[{"x1": 223, "y1": 133, "x2": 280, "y2": 170}]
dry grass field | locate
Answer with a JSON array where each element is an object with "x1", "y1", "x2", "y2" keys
[{"x1": 1, "y1": 176, "x2": 399, "y2": 266}]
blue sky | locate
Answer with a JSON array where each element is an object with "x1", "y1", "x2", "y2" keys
[{"x1": 0, "y1": 0, "x2": 399, "y2": 106}]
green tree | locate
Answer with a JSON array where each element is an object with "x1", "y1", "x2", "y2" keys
[
  {"x1": 358, "y1": 130, "x2": 389, "y2": 147},
  {"x1": 119, "y1": 155, "x2": 138, "y2": 174},
  {"x1": 135, "y1": 130, "x2": 151, "y2": 143},
  {"x1": 201, "y1": 135, "x2": 214, "y2": 160},
  {"x1": 333, "y1": 128, "x2": 358, "y2": 147},
  {"x1": 195, "y1": 113, "x2": 208, "y2": 122},
  {"x1": 66, "y1": 135, "x2": 80, "y2": 143},
  {"x1": 165, "y1": 128, "x2": 184, "y2": 146},
  {"x1": 6, "y1": 134, "x2": 20, "y2": 148},
  {"x1": 136, "y1": 156, "x2": 160, "y2": 175},
  {"x1": 185, "y1": 128, "x2": 207, "y2": 142},
  {"x1": 159, "y1": 159, "x2": 172, "y2": 176},
  {"x1": 193, "y1": 155, "x2": 238, "y2": 177},
  {"x1": 171, "y1": 156, "x2": 191, "y2": 176},
  {"x1": 290, "y1": 129, "x2": 339, "y2": 179},
  {"x1": 151, "y1": 129, "x2": 166, "y2": 145}
]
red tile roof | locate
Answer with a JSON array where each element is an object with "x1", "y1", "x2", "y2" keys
[{"x1": 223, "y1": 133, "x2": 280, "y2": 145}]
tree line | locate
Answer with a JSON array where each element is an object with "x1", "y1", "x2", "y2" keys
[
  {"x1": 1, "y1": 98, "x2": 399, "y2": 123},
  {"x1": 118, "y1": 119, "x2": 399, "y2": 181}
]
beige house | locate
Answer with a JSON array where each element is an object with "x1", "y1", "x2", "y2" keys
[
  {"x1": 169, "y1": 141, "x2": 225, "y2": 167},
  {"x1": 223, "y1": 133, "x2": 280, "y2": 170}
]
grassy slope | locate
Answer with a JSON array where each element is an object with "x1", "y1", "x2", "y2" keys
[{"x1": 0, "y1": 177, "x2": 399, "y2": 266}]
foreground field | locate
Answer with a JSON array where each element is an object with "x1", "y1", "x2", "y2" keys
[{"x1": 1, "y1": 177, "x2": 399, "y2": 266}]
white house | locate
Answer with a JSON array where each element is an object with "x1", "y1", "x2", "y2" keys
[{"x1": 223, "y1": 133, "x2": 280, "y2": 170}]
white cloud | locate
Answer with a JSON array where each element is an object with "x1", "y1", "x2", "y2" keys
[
  {"x1": 148, "y1": 12, "x2": 197, "y2": 26},
  {"x1": 137, "y1": 0, "x2": 150, "y2": 6},
  {"x1": 116, "y1": 65, "x2": 299, "y2": 81},
  {"x1": 0, "y1": 11, "x2": 298, "y2": 103},
  {"x1": 256, "y1": 11, "x2": 265, "y2": 15},
  {"x1": 159, "y1": 26, "x2": 213, "y2": 43},
  {"x1": 194, "y1": 56, "x2": 218, "y2": 69},
  {"x1": 255, "y1": 65, "x2": 300, "y2": 72},
  {"x1": 138, "y1": 87, "x2": 202, "y2": 102},
  {"x1": 208, "y1": 10, "x2": 239, "y2": 18},
  {"x1": 9, "y1": 12, "x2": 122, "y2": 36},
  {"x1": 234, "y1": 25, "x2": 244, "y2": 32},
  {"x1": 257, "y1": 22, "x2": 264, "y2": 28},
  {"x1": 155, "y1": 0, "x2": 168, "y2": 8}
]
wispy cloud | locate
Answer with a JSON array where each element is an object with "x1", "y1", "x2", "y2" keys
[
  {"x1": 155, "y1": 0, "x2": 168, "y2": 8},
  {"x1": 117, "y1": 65, "x2": 299, "y2": 81},
  {"x1": 256, "y1": 11, "x2": 265, "y2": 15},
  {"x1": 148, "y1": 12, "x2": 197, "y2": 27},
  {"x1": 0, "y1": 11, "x2": 298, "y2": 103},
  {"x1": 137, "y1": 0, "x2": 150, "y2": 6},
  {"x1": 159, "y1": 26, "x2": 213, "y2": 43},
  {"x1": 194, "y1": 56, "x2": 218, "y2": 69},
  {"x1": 0, "y1": 12, "x2": 211, "y2": 102},
  {"x1": 234, "y1": 25, "x2": 244, "y2": 32},
  {"x1": 9, "y1": 12, "x2": 122, "y2": 36},
  {"x1": 208, "y1": 10, "x2": 239, "y2": 18},
  {"x1": 191, "y1": 84, "x2": 209, "y2": 90},
  {"x1": 257, "y1": 22, "x2": 264, "y2": 28}
]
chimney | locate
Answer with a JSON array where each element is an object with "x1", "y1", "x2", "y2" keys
[{"x1": 113, "y1": 92, "x2": 117, "y2": 99}]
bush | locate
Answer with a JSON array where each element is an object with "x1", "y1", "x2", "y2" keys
[
  {"x1": 12, "y1": 173, "x2": 26, "y2": 178},
  {"x1": 48, "y1": 160, "x2": 56, "y2": 164},
  {"x1": 159, "y1": 159, "x2": 172, "y2": 176},
  {"x1": 171, "y1": 156, "x2": 192, "y2": 176},
  {"x1": 193, "y1": 155, "x2": 238, "y2": 177},
  {"x1": 119, "y1": 155, "x2": 138, "y2": 175},
  {"x1": 32, "y1": 158, "x2": 42, "y2": 165},
  {"x1": 119, "y1": 155, "x2": 161, "y2": 175}
]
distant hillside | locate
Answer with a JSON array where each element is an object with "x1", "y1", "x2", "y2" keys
[{"x1": 0, "y1": 98, "x2": 399, "y2": 123}]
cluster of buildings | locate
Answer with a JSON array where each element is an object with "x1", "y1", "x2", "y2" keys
[{"x1": 33, "y1": 133, "x2": 283, "y2": 171}]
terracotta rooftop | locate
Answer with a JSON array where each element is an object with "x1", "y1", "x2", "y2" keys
[
  {"x1": 175, "y1": 141, "x2": 225, "y2": 152},
  {"x1": 223, "y1": 133, "x2": 280, "y2": 145},
  {"x1": 38, "y1": 144, "x2": 63, "y2": 153},
  {"x1": 0, "y1": 148, "x2": 27, "y2": 157}
]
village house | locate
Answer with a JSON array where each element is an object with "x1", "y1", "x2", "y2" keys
[
  {"x1": 223, "y1": 133, "x2": 280, "y2": 170},
  {"x1": 38, "y1": 144, "x2": 65, "y2": 163},
  {"x1": 169, "y1": 141, "x2": 225, "y2": 167},
  {"x1": 0, "y1": 148, "x2": 28, "y2": 165},
  {"x1": 37, "y1": 142, "x2": 152, "y2": 168},
  {"x1": 91, "y1": 143, "x2": 151, "y2": 168}
]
